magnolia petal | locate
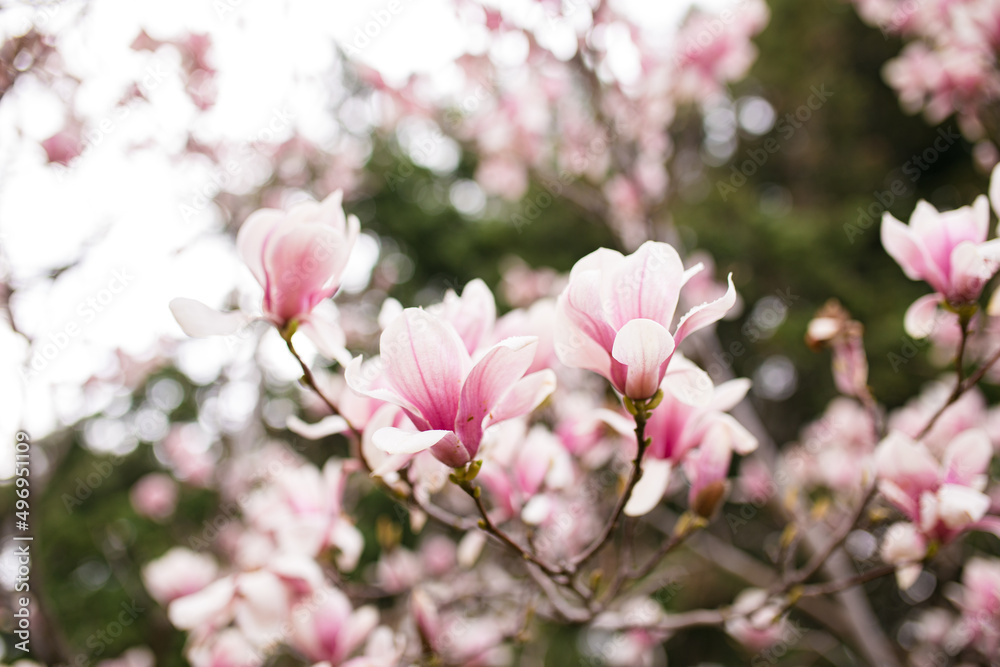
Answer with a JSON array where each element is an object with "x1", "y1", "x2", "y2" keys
[
  {"x1": 169, "y1": 298, "x2": 250, "y2": 338},
  {"x1": 625, "y1": 458, "x2": 673, "y2": 517},
  {"x1": 903, "y1": 294, "x2": 944, "y2": 339},
  {"x1": 673, "y1": 273, "x2": 737, "y2": 345},
  {"x1": 490, "y1": 369, "x2": 557, "y2": 426},
  {"x1": 936, "y1": 484, "x2": 990, "y2": 529},
  {"x1": 372, "y1": 428, "x2": 452, "y2": 455},
  {"x1": 236, "y1": 208, "x2": 284, "y2": 286},
  {"x1": 168, "y1": 576, "x2": 236, "y2": 629},
  {"x1": 710, "y1": 413, "x2": 759, "y2": 455},
  {"x1": 554, "y1": 295, "x2": 613, "y2": 377},
  {"x1": 594, "y1": 408, "x2": 635, "y2": 436},
  {"x1": 380, "y1": 309, "x2": 470, "y2": 431},
  {"x1": 604, "y1": 241, "x2": 685, "y2": 329},
  {"x1": 664, "y1": 363, "x2": 714, "y2": 407},
  {"x1": 521, "y1": 494, "x2": 553, "y2": 525},
  {"x1": 943, "y1": 428, "x2": 993, "y2": 488},
  {"x1": 711, "y1": 378, "x2": 752, "y2": 413},
  {"x1": 881, "y1": 211, "x2": 927, "y2": 282},
  {"x1": 458, "y1": 337, "x2": 537, "y2": 434},
  {"x1": 301, "y1": 301, "x2": 351, "y2": 366},
  {"x1": 611, "y1": 318, "x2": 675, "y2": 400},
  {"x1": 457, "y1": 531, "x2": 487, "y2": 568},
  {"x1": 287, "y1": 414, "x2": 350, "y2": 439},
  {"x1": 990, "y1": 162, "x2": 1000, "y2": 220},
  {"x1": 345, "y1": 356, "x2": 422, "y2": 423}
]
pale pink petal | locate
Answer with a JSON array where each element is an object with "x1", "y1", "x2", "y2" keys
[
  {"x1": 490, "y1": 369, "x2": 557, "y2": 425},
  {"x1": 372, "y1": 428, "x2": 454, "y2": 455},
  {"x1": 937, "y1": 484, "x2": 990, "y2": 529},
  {"x1": 455, "y1": 337, "x2": 539, "y2": 455},
  {"x1": 903, "y1": 293, "x2": 944, "y2": 338},
  {"x1": 168, "y1": 576, "x2": 235, "y2": 629},
  {"x1": 604, "y1": 241, "x2": 685, "y2": 329},
  {"x1": 611, "y1": 318, "x2": 675, "y2": 399},
  {"x1": 236, "y1": 209, "x2": 284, "y2": 285},
  {"x1": 554, "y1": 295, "x2": 613, "y2": 377},
  {"x1": 710, "y1": 413, "x2": 759, "y2": 455},
  {"x1": 711, "y1": 378, "x2": 752, "y2": 413},
  {"x1": 169, "y1": 298, "x2": 250, "y2": 337},
  {"x1": 943, "y1": 429, "x2": 993, "y2": 488},
  {"x1": 663, "y1": 362, "x2": 714, "y2": 407},
  {"x1": 625, "y1": 458, "x2": 673, "y2": 517},
  {"x1": 263, "y1": 224, "x2": 346, "y2": 323},
  {"x1": 300, "y1": 302, "x2": 351, "y2": 366},
  {"x1": 287, "y1": 414, "x2": 350, "y2": 439},
  {"x1": 881, "y1": 211, "x2": 930, "y2": 282},
  {"x1": 875, "y1": 431, "x2": 940, "y2": 497},
  {"x1": 434, "y1": 278, "x2": 496, "y2": 355},
  {"x1": 380, "y1": 309, "x2": 470, "y2": 430},
  {"x1": 673, "y1": 274, "x2": 737, "y2": 344},
  {"x1": 337, "y1": 606, "x2": 380, "y2": 662},
  {"x1": 345, "y1": 356, "x2": 421, "y2": 419},
  {"x1": 990, "y1": 162, "x2": 1000, "y2": 220}
]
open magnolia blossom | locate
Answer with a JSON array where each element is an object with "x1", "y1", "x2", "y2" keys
[
  {"x1": 555, "y1": 241, "x2": 737, "y2": 401},
  {"x1": 346, "y1": 308, "x2": 556, "y2": 469},
  {"x1": 169, "y1": 190, "x2": 359, "y2": 363},
  {"x1": 597, "y1": 357, "x2": 757, "y2": 517},
  {"x1": 881, "y1": 163, "x2": 1000, "y2": 337},
  {"x1": 875, "y1": 429, "x2": 999, "y2": 588}
]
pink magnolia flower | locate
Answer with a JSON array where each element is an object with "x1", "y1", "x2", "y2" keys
[
  {"x1": 347, "y1": 308, "x2": 556, "y2": 468},
  {"x1": 875, "y1": 429, "x2": 998, "y2": 548},
  {"x1": 952, "y1": 557, "x2": 1000, "y2": 656},
  {"x1": 170, "y1": 191, "x2": 358, "y2": 362},
  {"x1": 611, "y1": 359, "x2": 756, "y2": 517},
  {"x1": 287, "y1": 587, "x2": 379, "y2": 664},
  {"x1": 555, "y1": 241, "x2": 737, "y2": 401},
  {"x1": 168, "y1": 555, "x2": 323, "y2": 645},
  {"x1": 250, "y1": 460, "x2": 363, "y2": 571},
  {"x1": 881, "y1": 172, "x2": 1000, "y2": 329},
  {"x1": 724, "y1": 589, "x2": 794, "y2": 652}
]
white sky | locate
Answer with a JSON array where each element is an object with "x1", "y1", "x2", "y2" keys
[{"x1": 0, "y1": 0, "x2": 725, "y2": 477}]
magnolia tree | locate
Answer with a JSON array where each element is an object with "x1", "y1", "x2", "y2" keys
[{"x1": 5, "y1": 0, "x2": 1000, "y2": 666}]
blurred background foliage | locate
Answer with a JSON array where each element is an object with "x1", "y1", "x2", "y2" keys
[{"x1": 6, "y1": 0, "x2": 998, "y2": 664}]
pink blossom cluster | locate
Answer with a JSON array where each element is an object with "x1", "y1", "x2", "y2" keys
[{"x1": 850, "y1": 0, "x2": 1000, "y2": 161}]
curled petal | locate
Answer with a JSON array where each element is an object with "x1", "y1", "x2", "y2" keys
[
  {"x1": 625, "y1": 458, "x2": 673, "y2": 517},
  {"x1": 936, "y1": 484, "x2": 990, "y2": 529},
  {"x1": 457, "y1": 337, "x2": 538, "y2": 454},
  {"x1": 903, "y1": 294, "x2": 945, "y2": 339},
  {"x1": 611, "y1": 318, "x2": 675, "y2": 399},
  {"x1": 169, "y1": 298, "x2": 250, "y2": 337},
  {"x1": 664, "y1": 362, "x2": 714, "y2": 407},
  {"x1": 372, "y1": 428, "x2": 453, "y2": 455},
  {"x1": 673, "y1": 273, "x2": 737, "y2": 345},
  {"x1": 287, "y1": 414, "x2": 350, "y2": 439}
]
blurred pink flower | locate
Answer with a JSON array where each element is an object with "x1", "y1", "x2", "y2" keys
[{"x1": 130, "y1": 472, "x2": 179, "y2": 521}]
